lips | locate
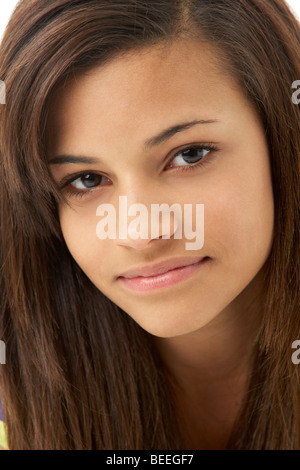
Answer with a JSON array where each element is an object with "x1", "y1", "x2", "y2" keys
[{"x1": 117, "y1": 256, "x2": 209, "y2": 279}]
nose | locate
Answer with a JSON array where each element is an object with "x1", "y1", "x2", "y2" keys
[
  {"x1": 117, "y1": 211, "x2": 179, "y2": 250},
  {"x1": 113, "y1": 194, "x2": 181, "y2": 250}
]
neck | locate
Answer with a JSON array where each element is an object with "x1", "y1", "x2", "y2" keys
[{"x1": 152, "y1": 269, "x2": 265, "y2": 449}]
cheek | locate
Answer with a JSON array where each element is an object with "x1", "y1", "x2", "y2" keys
[
  {"x1": 205, "y1": 156, "x2": 274, "y2": 273},
  {"x1": 59, "y1": 204, "x2": 109, "y2": 277}
]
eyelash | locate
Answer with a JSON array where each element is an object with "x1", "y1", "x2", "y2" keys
[{"x1": 60, "y1": 143, "x2": 219, "y2": 199}]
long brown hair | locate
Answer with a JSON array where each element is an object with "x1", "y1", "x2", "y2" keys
[{"x1": 0, "y1": 0, "x2": 299, "y2": 449}]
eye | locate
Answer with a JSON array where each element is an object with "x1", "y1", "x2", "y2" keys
[
  {"x1": 58, "y1": 143, "x2": 219, "y2": 200},
  {"x1": 167, "y1": 145, "x2": 214, "y2": 169},
  {"x1": 69, "y1": 173, "x2": 110, "y2": 190}
]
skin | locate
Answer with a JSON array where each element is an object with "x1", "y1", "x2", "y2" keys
[{"x1": 47, "y1": 38, "x2": 274, "y2": 449}]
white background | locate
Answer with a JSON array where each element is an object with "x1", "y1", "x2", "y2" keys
[{"x1": 0, "y1": 0, "x2": 300, "y2": 43}]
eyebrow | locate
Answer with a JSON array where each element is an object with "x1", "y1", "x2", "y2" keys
[{"x1": 49, "y1": 119, "x2": 220, "y2": 165}]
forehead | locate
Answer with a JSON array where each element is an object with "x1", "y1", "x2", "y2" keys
[{"x1": 46, "y1": 39, "x2": 254, "y2": 153}]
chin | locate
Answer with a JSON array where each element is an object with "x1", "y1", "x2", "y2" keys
[{"x1": 132, "y1": 315, "x2": 211, "y2": 339}]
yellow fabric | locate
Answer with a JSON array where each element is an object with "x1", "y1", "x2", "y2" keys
[{"x1": 0, "y1": 421, "x2": 8, "y2": 450}]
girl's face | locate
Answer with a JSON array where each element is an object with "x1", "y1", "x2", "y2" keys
[{"x1": 47, "y1": 39, "x2": 274, "y2": 338}]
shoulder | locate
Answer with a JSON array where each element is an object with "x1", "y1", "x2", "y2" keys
[{"x1": 0, "y1": 420, "x2": 8, "y2": 450}]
